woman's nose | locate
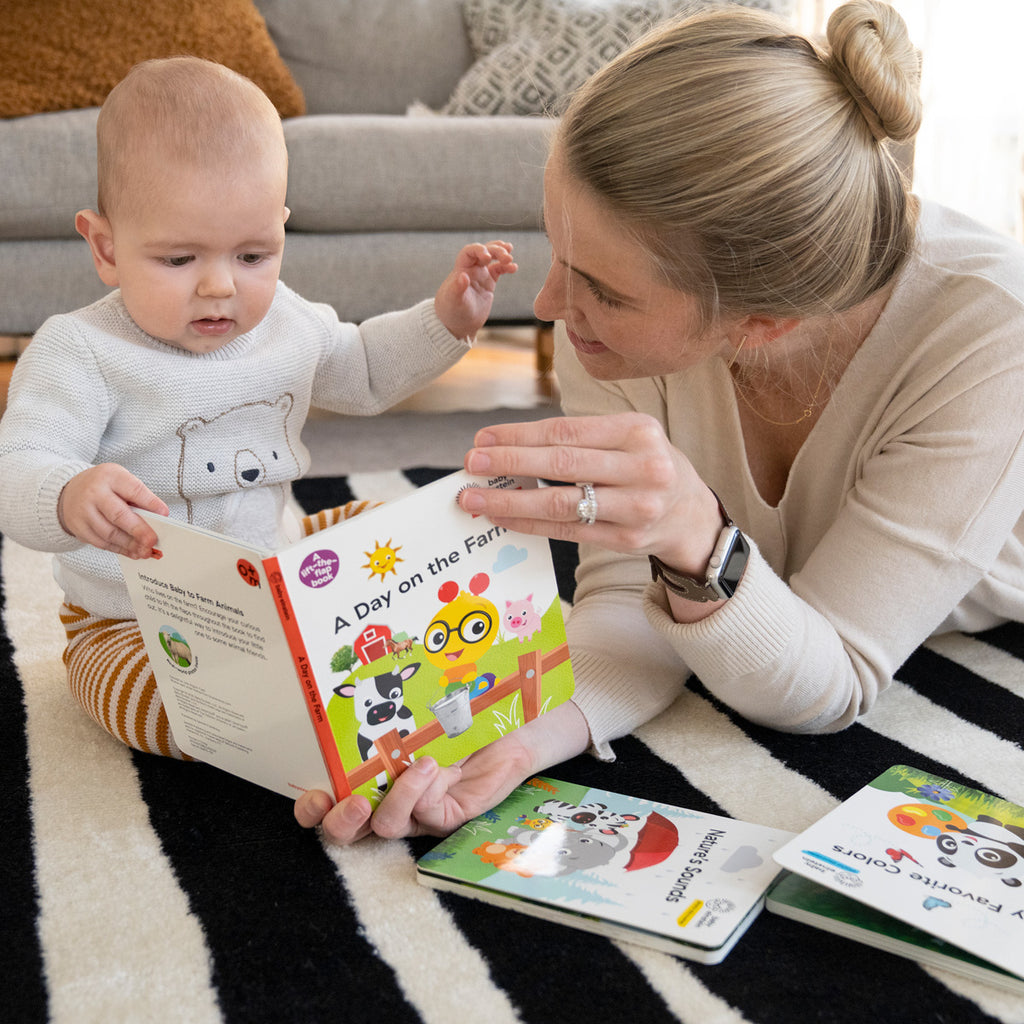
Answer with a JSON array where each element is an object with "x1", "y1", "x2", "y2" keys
[{"x1": 533, "y1": 261, "x2": 564, "y2": 322}]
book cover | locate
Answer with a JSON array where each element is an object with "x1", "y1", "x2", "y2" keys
[
  {"x1": 416, "y1": 776, "x2": 792, "y2": 963},
  {"x1": 119, "y1": 471, "x2": 575, "y2": 805},
  {"x1": 772, "y1": 765, "x2": 1024, "y2": 984}
]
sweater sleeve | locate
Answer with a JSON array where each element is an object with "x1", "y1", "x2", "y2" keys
[
  {"x1": 0, "y1": 317, "x2": 108, "y2": 552},
  {"x1": 554, "y1": 338, "x2": 698, "y2": 752},
  {"x1": 305, "y1": 297, "x2": 471, "y2": 416}
]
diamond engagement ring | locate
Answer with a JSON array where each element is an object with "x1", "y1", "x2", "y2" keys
[{"x1": 576, "y1": 482, "x2": 598, "y2": 525}]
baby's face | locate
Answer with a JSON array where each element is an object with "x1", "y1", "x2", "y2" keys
[{"x1": 105, "y1": 153, "x2": 288, "y2": 352}]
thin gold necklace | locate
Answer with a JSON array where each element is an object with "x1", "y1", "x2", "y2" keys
[{"x1": 729, "y1": 333, "x2": 835, "y2": 427}]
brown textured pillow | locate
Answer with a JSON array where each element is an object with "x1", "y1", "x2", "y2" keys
[{"x1": 0, "y1": 0, "x2": 305, "y2": 119}]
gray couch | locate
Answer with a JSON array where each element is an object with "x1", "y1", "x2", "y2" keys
[{"x1": 0, "y1": 0, "x2": 555, "y2": 336}]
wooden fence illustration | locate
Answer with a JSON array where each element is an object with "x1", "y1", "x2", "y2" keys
[{"x1": 345, "y1": 642, "x2": 570, "y2": 791}]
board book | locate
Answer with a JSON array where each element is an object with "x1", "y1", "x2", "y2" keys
[
  {"x1": 416, "y1": 776, "x2": 793, "y2": 963},
  {"x1": 770, "y1": 765, "x2": 1024, "y2": 990},
  {"x1": 117, "y1": 471, "x2": 575, "y2": 805}
]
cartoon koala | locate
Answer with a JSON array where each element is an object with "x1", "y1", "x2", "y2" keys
[{"x1": 176, "y1": 394, "x2": 299, "y2": 520}]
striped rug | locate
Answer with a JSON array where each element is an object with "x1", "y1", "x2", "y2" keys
[{"x1": 3, "y1": 468, "x2": 1023, "y2": 1024}]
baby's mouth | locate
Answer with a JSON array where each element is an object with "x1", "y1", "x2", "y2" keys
[{"x1": 191, "y1": 317, "x2": 235, "y2": 336}]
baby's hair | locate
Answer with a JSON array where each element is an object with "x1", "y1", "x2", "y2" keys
[
  {"x1": 96, "y1": 56, "x2": 286, "y2": 218},
  {"x1": 557, "y1": 0, "x2": 922, "y2": 327}
]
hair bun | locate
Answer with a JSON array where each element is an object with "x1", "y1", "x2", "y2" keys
[{"x1": 826, "y1": 0, "x2": 922, "y2": 143}]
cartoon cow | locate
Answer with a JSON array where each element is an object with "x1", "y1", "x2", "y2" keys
[
  {"x1": 334, "y1": 662, "x2": 420, "y2": 789},
  {"x1": 504, "y1": 595, "x2": 542, "y2": 643}
]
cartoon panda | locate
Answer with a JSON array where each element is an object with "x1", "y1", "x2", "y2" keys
[{"x1": 934, "y1": 815, "x2": 1024, "y2": 887}]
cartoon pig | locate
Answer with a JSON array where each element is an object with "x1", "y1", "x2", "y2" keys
[{"x1": 504, "y1": 594, "x2": 542, "y2": 643}]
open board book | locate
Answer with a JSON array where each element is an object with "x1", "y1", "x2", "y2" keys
[
  {"x1": 117, "y1": 471, "x2": 575, "y2": 806},
  {"x1": 416, "y1": 776, "x2": 793, "y2": 964},
  {"x1": 769, "y1": 765, "x2": 1024, "y2": 993}
]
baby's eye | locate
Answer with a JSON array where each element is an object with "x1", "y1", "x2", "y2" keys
[
  {"x1": 163, "y1": 255, "x2": 193, "y2": 267},
  {"x1": 238, "y1": 253, "x2": 267, "y2": 266}
]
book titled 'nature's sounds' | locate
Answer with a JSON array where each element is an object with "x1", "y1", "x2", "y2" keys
[
  {"x1": 417, "y1": 776, "x2": 792, "y2": 963},
  {"x1": 118, "y1": 471, "x2": 574, "y2": 806}
]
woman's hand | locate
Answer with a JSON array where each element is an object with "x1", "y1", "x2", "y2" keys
[
  {"x1": 294, "y1": 700, "x2": 590, "y2": 845},
  {"x1": 458, "y1": 413, "x2": 723, "y2": 578}
]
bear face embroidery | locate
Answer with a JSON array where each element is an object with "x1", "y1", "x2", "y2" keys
[{"x1": 176, "y1": 394, "x2": 299, "y2": 520}]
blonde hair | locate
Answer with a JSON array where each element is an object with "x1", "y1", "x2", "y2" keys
[
  {"x1": 557, "y1": 1, "x2": 922, "y2": 325},
  {"x1": 96, "y1": 56, "x2": 286, "y2": 218}
]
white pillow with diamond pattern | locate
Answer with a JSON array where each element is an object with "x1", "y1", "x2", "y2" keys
[{"x1": 441, "y1": 0, "x2": 794, "y2": 117}]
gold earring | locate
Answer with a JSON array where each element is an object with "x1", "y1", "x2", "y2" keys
[{"x1": 727, "y1": 334, "x2": 748, "y2": 369}]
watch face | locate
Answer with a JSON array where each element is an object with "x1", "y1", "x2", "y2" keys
[
  {"x1": 649, "y1": 528, "x2": 750, "y2": 602},
  {"x1": 712, "y1": 528, "x2": 750, "y2": 599}
]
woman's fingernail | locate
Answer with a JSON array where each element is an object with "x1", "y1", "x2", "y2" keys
[
  {"x1": 466, "y1": 450, "x2": 491, "y2": 474},
  {"x1": 460, "y1": 488, "x2": 485, "y2": 511},
  {"x1": 475, "y1": 430, "x2": 496, "y2": 447}
]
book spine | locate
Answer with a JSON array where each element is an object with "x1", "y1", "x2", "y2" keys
[{"x1": 264, "y1": 555, "x2": 352, "y2": 803}]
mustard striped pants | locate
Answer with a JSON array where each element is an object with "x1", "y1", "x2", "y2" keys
[{"x1": 60, "y1": 502, "x2": 381, "y2": 759}]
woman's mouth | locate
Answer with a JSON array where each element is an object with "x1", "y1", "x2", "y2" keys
[{"x1": 566, "y1": 326, "x2": 608, "y2": 355}]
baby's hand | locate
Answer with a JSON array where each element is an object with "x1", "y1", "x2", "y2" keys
[
  {"x1": 435, "y1": 240, "x2": 517, "y2": 341},
  {"x1": 58, "y1": 464, "x2": 169, "y2": 558}
]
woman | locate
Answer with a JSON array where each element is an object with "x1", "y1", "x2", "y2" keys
[{"x1": 297, "y1": 0, "x2": 1024, "y2": 844}]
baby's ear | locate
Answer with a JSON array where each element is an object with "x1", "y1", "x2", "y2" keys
[{"x1": 75, "y1": 210, "x2": 119, "y2": 287}]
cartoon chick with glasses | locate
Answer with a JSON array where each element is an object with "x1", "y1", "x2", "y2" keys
[{"x1": 423, "y1": 574, "x2": 499, "y2": 691}]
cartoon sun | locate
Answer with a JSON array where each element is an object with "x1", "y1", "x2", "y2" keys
[{"x1": 362, "y1": 538, "x2": 403, "y2": 581}]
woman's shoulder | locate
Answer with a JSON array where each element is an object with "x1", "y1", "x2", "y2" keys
[{"x1": 914, "y1": 200, "x2": 1024, "y2": 299}]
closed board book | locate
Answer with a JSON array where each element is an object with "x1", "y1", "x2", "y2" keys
[
  {"x1": 416, "y1": 776, "x2": 793, "y2": 963},
  {"x1": 117, "y1": 470, "x2": 575, "y2": 805},
  {"x1": 769, "y1": 765, "x2": 1024, "y2": 992}
]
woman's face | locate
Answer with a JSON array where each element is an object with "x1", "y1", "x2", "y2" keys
[{"x1": 533, "y1": 148, "x2": 729, "y2": 380}]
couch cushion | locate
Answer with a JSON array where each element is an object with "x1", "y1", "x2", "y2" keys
[
  {"x1": 0, "y1": 0, "x2": 305, "y2": 119},
  {"x1": 255, "y1": 0, "x2": 473, "y2": 115},
  {"x1": 0, "y1": 108, "x2": 99, "y2": 239},
  {"x1": 440, "y1": 0, "x2": 796, "y2": 116},
  {"x1": 284, "y1": 115, "x2": 554, "y2": 232}
]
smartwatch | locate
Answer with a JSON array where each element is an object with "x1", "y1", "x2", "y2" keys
[{"x1": 648, "y1": 496, "x2": 750, "y2": 603}]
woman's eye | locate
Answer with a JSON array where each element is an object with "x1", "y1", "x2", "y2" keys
[{"x1": 586, "y1": 279, "x2": 623, "y2": 309}]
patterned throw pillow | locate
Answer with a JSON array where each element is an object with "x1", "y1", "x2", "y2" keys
[{"x1": 440, "y1": 0, "x2": 793, "y2": 117}]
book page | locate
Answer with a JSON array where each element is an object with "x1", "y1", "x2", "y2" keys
[{"x1": 121, "y1": 513, "x2": 332, "y2": 798}]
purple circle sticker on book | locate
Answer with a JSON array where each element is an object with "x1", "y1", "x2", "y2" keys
[{"x1": 298, "y1": 549, "x2": 340, "y2": 588}]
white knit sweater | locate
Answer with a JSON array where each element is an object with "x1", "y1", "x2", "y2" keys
[{"x1": 0, "y1": 282, "x2": 469, "y2": 618}]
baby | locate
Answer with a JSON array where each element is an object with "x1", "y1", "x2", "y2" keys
[{"x1": 0, "y1": 56, "x2": 516, "y2": 758}]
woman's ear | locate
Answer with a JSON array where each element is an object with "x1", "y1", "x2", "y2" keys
[
  {"x1": 736, "y1": 313, "x2": 801, "y2": 350},
  {"x1": 75, "y1": 210, "x2": 119, "y2": 287}
]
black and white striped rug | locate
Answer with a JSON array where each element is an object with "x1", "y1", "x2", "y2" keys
[{"x1": 3, "y1": 468, "x2": 1023, "y2": 1024}]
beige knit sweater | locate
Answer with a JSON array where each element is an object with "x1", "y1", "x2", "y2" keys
[{"x1": 556, "y1": 202, "x2": 1024, "y2": 750}]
